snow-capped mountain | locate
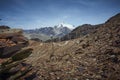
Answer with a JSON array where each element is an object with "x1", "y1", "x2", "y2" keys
[
  {"x1": 55, "y1": 22, "x2": 75, "y2": 30},
  {"x1": 24, "y1": 23, "x2": 74, "y2": 41}
]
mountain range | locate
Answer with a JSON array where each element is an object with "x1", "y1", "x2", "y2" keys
[{"x1": 24, "y1": 22, "x2": 74, "y2": 41}]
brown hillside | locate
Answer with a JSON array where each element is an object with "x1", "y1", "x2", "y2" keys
[{"x1": 25, "y1": 13, "x2": 120, "y2": 80}]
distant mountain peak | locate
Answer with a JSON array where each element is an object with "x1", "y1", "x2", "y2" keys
[{"x1": 55, "y1": 22, "x2": 75, "y2": 30}]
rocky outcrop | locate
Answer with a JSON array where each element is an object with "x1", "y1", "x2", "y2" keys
[
  {"x1": 0, "y1": 28, "x2": 28, "y2": 58},
  {"x1": 0, "y1": 48, "x2": 37, "y2": 80},
  {"x1": 0, "y1": 27, "x2": 37, "y2": 80}
]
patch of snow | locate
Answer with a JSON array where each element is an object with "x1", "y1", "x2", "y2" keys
[{"x1": 55, "y1": 22, "x2": 75, "y2": 30}]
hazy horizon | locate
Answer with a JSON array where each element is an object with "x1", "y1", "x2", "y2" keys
[{"x1": 0, "y1": 0, "x2": 120, "y2": 29}]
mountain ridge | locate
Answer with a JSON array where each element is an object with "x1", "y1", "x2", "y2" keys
[{"x1": 24, "y1": 23, "x2": 74, "y2": 41}]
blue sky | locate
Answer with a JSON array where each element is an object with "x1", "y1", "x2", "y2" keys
[{"x1": 0, "y1": 0, "x2": 120, "y2": 29}]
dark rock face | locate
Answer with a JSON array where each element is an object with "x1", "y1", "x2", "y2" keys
[{"x1": 0, "y1": 58, "x2": 37, "y2": 80}]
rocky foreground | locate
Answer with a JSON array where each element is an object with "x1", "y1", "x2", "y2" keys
[
  {"x1": 0, "y1": 26, "x2": 37, "y2": 80},
  {"x1": 25, "y1": 13, "x2": 120, "y2": 80}
]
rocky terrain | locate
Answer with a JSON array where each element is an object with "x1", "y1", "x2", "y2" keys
[
  {"x1": 0, "y1": 13, "x2": 120, "y2": 80},
  {"x1": 25, "y1": 13, "x2": 120, "y2": 80},
  {"x1": 0, "y1": 26, "x2": 37, "y2": 80}
]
